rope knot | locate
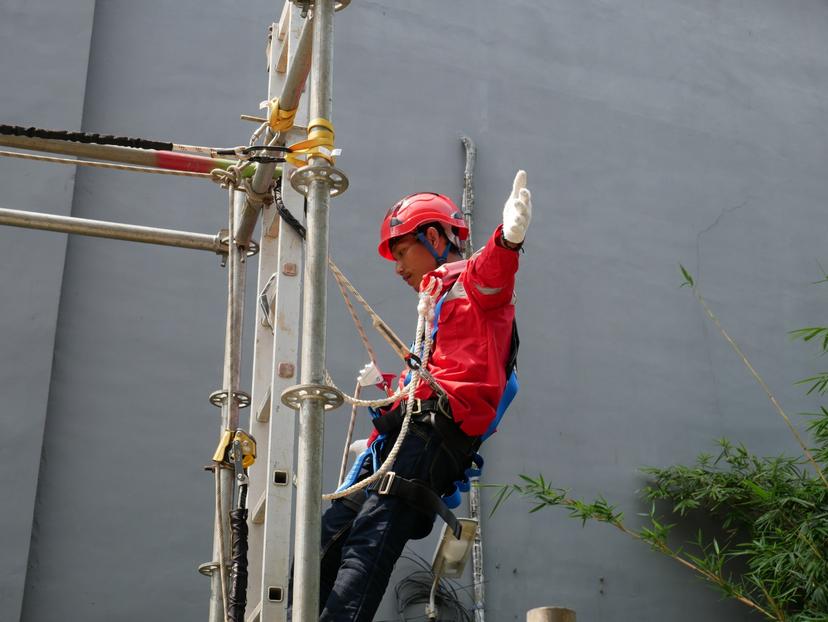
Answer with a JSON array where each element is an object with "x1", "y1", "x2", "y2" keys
[
  {"x1": 242, "y1": 177, "x2": 275, "y2": 207},
  {"x1": 211, "y1": 165, "x2": 243, "y2": 189},
  {"x1": 417, "y1": 275, "x2": 443, "y2": 318}
]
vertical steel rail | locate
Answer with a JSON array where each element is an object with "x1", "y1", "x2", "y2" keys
[
  {"x1": 460, "y1": 134, "x2": 486, "y2": 622},
  {"x1": 209, "y1": 188, "x2": 249, "y2": 622},
  {"x1": 225, "y1": 190, "x2": 248, "y2": 435},
  {"x1": 292, "y1": 0, "x2": 336, "y2": 619}
]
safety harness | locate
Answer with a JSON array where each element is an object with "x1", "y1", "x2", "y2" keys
[{"x1": 336, "y1": 288, "x2": 520, "y2": 538}]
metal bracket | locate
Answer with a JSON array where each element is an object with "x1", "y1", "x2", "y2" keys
[
  {"x1": 217, "y1": 229, "x2": 260, "y2": 261},
  {"x1": 209, "y1": 390, "x2": 252, "y2": 409},
  {"x1": 291, "y1": 0, "x2": 351, "y2": 17},
  {"x1": 231, "y1": 439, "x2": 249, "y2": 488},
  {"x1": 197, "y1": 561, "x2": 230, "y2": 577},
  {"x1": 280, "y1": 383, "x2": 344, "y2": 411},
  {"x1": 289, "y1": 164, "x2": 349, "y2": 198}
]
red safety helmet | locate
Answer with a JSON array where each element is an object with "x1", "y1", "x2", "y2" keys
[{"x1": 378, "y1": 193, "x2": 469, "y2": 261}]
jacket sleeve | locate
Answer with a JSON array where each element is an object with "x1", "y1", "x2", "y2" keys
[{"x1": 462, "y1": 224, "x2": 520, "y2": 311}]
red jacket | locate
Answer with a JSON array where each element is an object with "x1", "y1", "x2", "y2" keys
[{"x1": 373, "y1": 225, "x2": 519, "y2": 440}]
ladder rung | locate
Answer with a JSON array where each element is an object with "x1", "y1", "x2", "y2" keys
[
  {"x1": 252, "y1": 491, "x2": 267, "y2": 525},
  {"x1": 245, "y1": 599, "x2": 262, "y2": 622},
  {"x1": 255, "y1": 387, "x2": 272, "y2": 423},
  {"x1": 277, "y1": 3, "x2": 290, "y2": 41},
  {"x1": 277, "y1": 35, "x2": 289, "y2": 73}
]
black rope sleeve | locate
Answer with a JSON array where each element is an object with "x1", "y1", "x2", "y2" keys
[
  {"x1": 227, "y1": 508, "x2": 249, "y2": 622},
  {"x1": 0, "y1": 124, "x2": 174, "y2": 152},
  {"x1": 274, "y1": 186, "x2": 307, "y2": 239}
]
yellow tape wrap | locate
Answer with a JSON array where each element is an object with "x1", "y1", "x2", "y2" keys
[
  {"x1": 287, "y1": 117, "x2": 337, "y2": 166},
  {"x1": 267, "y1": 98, "x2": 298, "y2": 132}
]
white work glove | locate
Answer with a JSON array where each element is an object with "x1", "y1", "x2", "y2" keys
[
  {"x1": 502, "y1": 169, "x2": 532, "y2": 244},
  {"x1": 349, "y1": 438, "x2": 369, "y2": 456}
]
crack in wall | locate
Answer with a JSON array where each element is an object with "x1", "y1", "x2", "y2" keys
[
  {"x1": 693, "y1": 197, "x2": 750, "y2": 430},
  {"x1": 695, "y1": 197, "x2": 750, "y2": 283}
]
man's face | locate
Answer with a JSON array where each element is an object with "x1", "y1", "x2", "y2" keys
[{"x1": 390, "y1": 234, "x2": 439, "y2": 291}]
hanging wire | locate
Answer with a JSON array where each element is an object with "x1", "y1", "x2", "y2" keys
[{"x1": 394, "y1": 551, "x2": 476, "y2": 622}]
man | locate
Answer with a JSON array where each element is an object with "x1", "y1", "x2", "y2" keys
[{"x1": 315, "y1": 170, "x2": 532, "y2": 621}]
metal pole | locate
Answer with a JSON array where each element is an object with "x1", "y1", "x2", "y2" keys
[
  {"x1": 292, "y1": 1, "x2": 335, "y2": 620},
  {"x1": 235, "y1": 16, "x2": 314, "y2": 247},
  {"x1": 460, "y1": 135, "x2": 476, "y2": 255},
  {"x1": 0, "y1": 206, "x2": 225, "y2": 253},
  {"x1": 277, "y1": 16, "x2": 315, "y2": 113},
  {"x1": 209, "y1": 188, "x2": 249, "y2": 622},
  {"x1": 460, "y1": 135, "x2": 485, "y2": 622},
  {"x1": 225, "y1": 189, "x2": 248, "y2": 433}
]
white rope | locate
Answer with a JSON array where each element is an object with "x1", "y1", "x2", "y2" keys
[
  {"x1": 323, "y1": 371, "x2": 403, "y2": 408},
  {"x1": 338, "y1": 381, "x2": 362, "y2": 487},
  {"x1": 322, "y1": 277, "x2": 442, "y2": 501}
]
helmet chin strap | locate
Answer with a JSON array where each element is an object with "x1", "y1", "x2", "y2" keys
[{"x1": 416, "y1": 231, "x2": 450, "y2": 266}]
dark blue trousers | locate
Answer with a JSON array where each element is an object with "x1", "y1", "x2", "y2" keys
[{"x1": 315, "y1": 420, "x2": 468, "y2": 621}]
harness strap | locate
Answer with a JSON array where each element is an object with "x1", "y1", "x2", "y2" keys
[
  {"x1": 373, "y1": 397, "x2": 445, "y2": 431},
  {"x1": 373, "y1": 471, "x2": 463, "y2": 539},
  {"x1": 416, "y1": 231, "x2": 451, "y2": 266},
  {"x1": 373, "y1": 398, "x2": 481, "y2": 456}
]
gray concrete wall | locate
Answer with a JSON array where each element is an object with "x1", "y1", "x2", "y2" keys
[
  {"x1": 2, "y1": 1, "x2": 828, "y2": 621},
  {"x1": 0, "y1": 2, "x2": 96, "y2": 620}
]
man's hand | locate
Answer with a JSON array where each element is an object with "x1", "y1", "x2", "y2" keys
[{"x1": 502, "y1": 169, "x2": 532, "y2": 245}]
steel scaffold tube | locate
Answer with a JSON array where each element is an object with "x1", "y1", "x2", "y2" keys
[
  {"x1": 0, "y1": 206, "x2": 225, "y2": 253},
  {"x1": 292, "y1": 0, "x2": 337, "y2": 619}
]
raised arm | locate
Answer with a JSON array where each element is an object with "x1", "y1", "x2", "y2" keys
[{"x1": 463, "y1": 170, "x2": 532, "y2": 310}]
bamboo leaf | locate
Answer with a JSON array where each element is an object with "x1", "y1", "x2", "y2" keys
[{"x1": 679, "y1": 264, "x2": 695, "y2": 288}]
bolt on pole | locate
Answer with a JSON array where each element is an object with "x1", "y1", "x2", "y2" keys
[{"x1": 292, "y1": 0, "x2": 337, "y2": 619}]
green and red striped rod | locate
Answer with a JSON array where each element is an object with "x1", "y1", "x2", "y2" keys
[{"x1": 0, "y1": 125, "x2": 280, "y2": 179}]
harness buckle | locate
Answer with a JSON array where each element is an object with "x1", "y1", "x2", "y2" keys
[
  {"x1": 410, "y1": 399, "x2": 423, "y2": 415},
  {"x1": 378, "y1": 471, "x2": 396, "y2": 495}
]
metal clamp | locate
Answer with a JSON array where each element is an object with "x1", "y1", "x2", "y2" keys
[
  {"x1": 217, "y1": 229, "x2": 260, "y2": 259},
  {"x1": 209, "y1": 390, "x2": 252, "y2": 409},
  {"x1": 289, "y1": 164, "x2": 349, "y2": 198},
  {"x1": 280, "y1": 383, "x2": 344, "y2": 411},
  {"x1": 232, "y1": 439, "x2": 249, "y2": 488}
]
